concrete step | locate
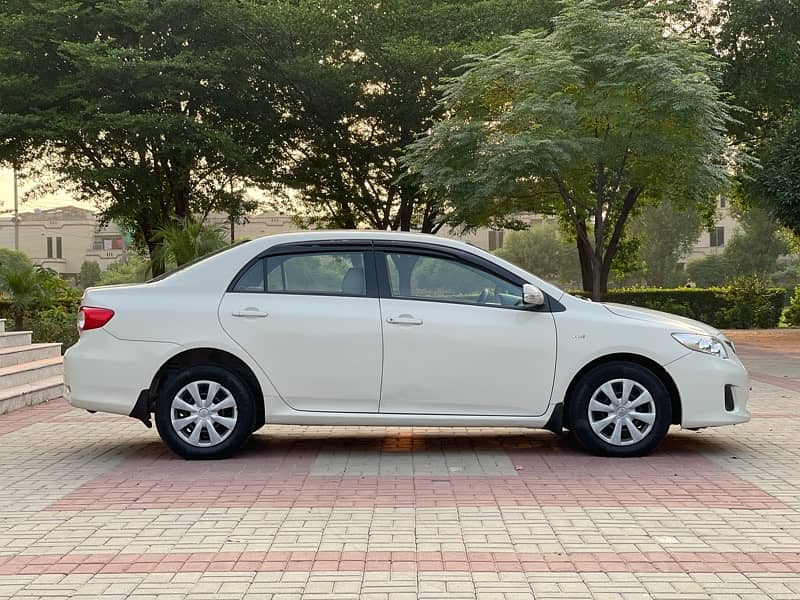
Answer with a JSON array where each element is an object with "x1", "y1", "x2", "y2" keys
[
  {"x1": 0, "y1": 356, "x2": 63, "y2": 391},
  {"x1": 0, "y1": 331, "x2": 32, "y2": 348},
  {"x1": 0, "y1": 376, "x2": 63, "y2": 416},
  {"x1": 0, "y1": 343, "x2": 62, "y2": 368}
]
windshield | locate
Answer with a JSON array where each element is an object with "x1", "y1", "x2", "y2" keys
[{"x1": 147, "y1": 240, "x2": 250, "y2": 282}]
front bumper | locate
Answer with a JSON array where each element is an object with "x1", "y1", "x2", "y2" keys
[
  {"x1": 64, "y1": 329, "x2": 178, "y2": 416},
  {"x1": 665, "y1": 351, "x2": 751, "y2": 429}
]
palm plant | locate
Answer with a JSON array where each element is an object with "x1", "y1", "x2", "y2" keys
[
  {"x1": 0, "y1": 263, "x2": 49, "y2": 330},
  {"x1": 150, "y1": 217, "x2": 228, "y2": 271}
]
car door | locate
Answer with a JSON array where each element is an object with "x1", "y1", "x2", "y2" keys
[
  {"x1": 218, "y1": 244, "x2": 382, "y2": 413},
  {"x1": 376, "y1": 247, "x2": 557, "y2": 416}
]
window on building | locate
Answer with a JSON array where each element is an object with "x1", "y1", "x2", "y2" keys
[
  {"x1": 46, "y1": 237, "x2": 53, "y2": 258},
  {"x1": 488, "y1": 230, "x2": 505, "y2": 251},
  {"x1": 709, "y1": 226, "x2": 725, "y2": 247},
  {"x1": 719, "y1": 197, "x2": 727, "y2": 208},
  {"x1": 56, "y1": 237, "x2": 62, "y2": 259}
]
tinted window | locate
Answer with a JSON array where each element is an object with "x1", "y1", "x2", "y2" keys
[
  {"x1": 386, "y1": 252, "x2": 522, "y2": 306},
  {"x1": 266, "y1": 252, "x2": 366, "y2": 296},
  {"x1": 232, "y1": 260, "x2": 265, "y2": 293}
]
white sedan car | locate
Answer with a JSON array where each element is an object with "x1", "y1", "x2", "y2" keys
[{"x1": 64, "y1": 231, "x2": 750, "y2": 459}]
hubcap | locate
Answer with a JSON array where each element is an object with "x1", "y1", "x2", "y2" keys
[
  {"x1": 587, "y1": 378, "x2": 656, "y2": 446},
  {"x1": 170, "y1": 380, "x2": 238, "y2": 447}
]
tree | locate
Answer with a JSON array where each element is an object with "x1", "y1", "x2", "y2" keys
[
  {"x1": 79, "y1": 261, "x2": 101, "y2": 289},
  {"x1": 404, "y1": 1, "x2": 732, "y2": 299},
  {"x1": 724, "y1": 207, "x2": 789, "y2": 276},
  {"x1": 0, "y1": 248, "x2": 33, "y2": 274},
  {"x1": 749, "y1": 116, "x2": 800, "y2": 236},
  {"x1": 150, "y1": 217, "x2": 228, "y2": 270},
  {"x1": 710, "y1": 0, "x2": 800, "y2": 234},
  {"x1": 98, "y1": 255, "x2": 150, "y2": 286},
  {"x1": 0, "y1": 254, "x2": 71, "y2": 330},
  {"x1": 686, "y1": 207, "x2": 789, "y2": 286},
  {"x1": 686, "y1": 254, "x2": 729, "y2": 288},
  {"x1": 631, "y1": 202, "x2": 703, "y2": 287},
  {"x1": 273, "y1": 0, "x2": 560, "y2": 232},
  {"x1": 0, "y1": 0, "x2": 283, "y2": 274},
  {"x1": 494, "y1": 222, "x2": 581, "y2": 288},
  {"x1": 712, "y1": 0, "x2": 800, "y2": 143}
]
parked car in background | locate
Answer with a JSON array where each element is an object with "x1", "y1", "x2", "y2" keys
[{"x1": 64, "y1": 232, "x2": 750, "y2": 459}]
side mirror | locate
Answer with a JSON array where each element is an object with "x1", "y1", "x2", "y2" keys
[{"x1": 522, "y1": 283, "x2": 545, "y2": 307}]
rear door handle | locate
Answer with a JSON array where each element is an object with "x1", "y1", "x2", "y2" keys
[
  {"x1": 386, "y1": 315, "x2": 423, "y2": 326},
  {"x1": 232, "y1": 307, "x2": 269, "y2": 318}
]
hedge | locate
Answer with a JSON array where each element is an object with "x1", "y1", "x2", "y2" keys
[
  {"x1": 573, "y1": 284, "x2": 786, "y2": 329},
  {"x1": 0, "y1": 299, "x2": 80, "y2": 353}
]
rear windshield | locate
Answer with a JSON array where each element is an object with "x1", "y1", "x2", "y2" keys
[{"x1": 147, "y1": 240, "x2": 250, "y2": 282}]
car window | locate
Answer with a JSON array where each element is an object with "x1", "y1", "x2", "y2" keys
[
  {"x1": 385, "y1": 252, "x2": 522, "y2": 306},
  {"x1": 232, "y1": 260, "x2": 265, "y2": 293},
  {"x1": 266, "y1": 252, "x2": 367, "y2": 296}
]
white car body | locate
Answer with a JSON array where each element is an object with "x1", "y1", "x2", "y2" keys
[{"x1": 64, "y1": 231, "x2": 750, "y2": 457}]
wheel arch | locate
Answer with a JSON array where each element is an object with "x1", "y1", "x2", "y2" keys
[
  {"x1": 562, "y1": 353, "x2": 681, "y2": 427},
  {"x1": 147, "y1": 347, "x2": 266, "y2": 429}
]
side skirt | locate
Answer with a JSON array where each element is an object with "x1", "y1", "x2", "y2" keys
[{"x1": 266, "y1": 409, "x2": 555, "y2": 429}]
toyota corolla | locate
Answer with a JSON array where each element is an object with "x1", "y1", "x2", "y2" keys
[{"x1": 64, "y1": 231, "x2": 750, "y2": 459}]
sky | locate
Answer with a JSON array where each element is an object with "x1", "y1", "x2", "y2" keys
[{"x1": 0, "y1": 166, "x2": 93, "y2": 214}]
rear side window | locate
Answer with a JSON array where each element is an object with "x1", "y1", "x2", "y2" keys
[
  {"x1": 265, "y1": 252, "x2": 367, "y2": 296},
  {"x1": 232, "y1": 260, "x2": 265, "y2": 293}
]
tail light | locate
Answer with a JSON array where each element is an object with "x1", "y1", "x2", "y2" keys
[{"x1": 77, "y1": 306, "x2": 115, "y2": 331}]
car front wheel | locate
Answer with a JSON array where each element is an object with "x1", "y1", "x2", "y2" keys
[
  {"x1": 568, "y1": 361, "x2": 672, "y2": 457},
  {"x1": 155, "y1": 365, "x2": 255, "y2": 459}
]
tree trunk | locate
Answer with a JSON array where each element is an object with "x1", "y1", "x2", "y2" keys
[
  {"x1": 396, "y1": 186, "x2": 414, "y2": 232},
  {"x1": 592, "y1": 259, "x2": 607, "y2": 300},
  {"x1": 576, "y1": 237, "x2": 594, "y2": 295},
  {"x1": 14, "y1": 310, "x2": 23, "y2": 332},
  {"x1": 146, "y1": 236, "x2": 165, "y2": 277}
]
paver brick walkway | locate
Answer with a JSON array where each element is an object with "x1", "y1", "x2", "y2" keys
[{"x1": 1, "y1": 330, "x2": 799, "y2": 598}]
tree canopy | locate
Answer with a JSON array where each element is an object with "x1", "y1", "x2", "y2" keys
[
  {"x1": 273, "y1": 0, "x2": 560, "y2": 232},
  {"x1": 0, "y1": 0, "x2": 285, "y2": 273},
  {"x1": 404, "y1": 1, "x2": 733, "y2": 298},
  {"x1": 748, "y1": 114, "x2": 800, "y2": 237},
  {"x1": 713, "y1": 0, "x2": 800, "y2": 142},
  {"x1": 711, "y1": 0, "x2": 800, "y2": 237}
]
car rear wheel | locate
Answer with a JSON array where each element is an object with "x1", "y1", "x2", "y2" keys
[
  {"x1": 568, "y1": 361, "x2": 671, "y2": 457},
  {"x1": 155, "y1": 365, "x2": 255, "y2": 459}
]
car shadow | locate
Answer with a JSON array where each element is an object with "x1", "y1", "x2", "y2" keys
[{"x1": 84, "y1": 426, "x2": 749, "y2": 470}]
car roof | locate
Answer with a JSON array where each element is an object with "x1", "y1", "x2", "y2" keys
[{"x1": 255, "y1": 229, "x2": 467, "y2": 247}]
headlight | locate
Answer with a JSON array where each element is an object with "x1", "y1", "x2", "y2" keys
[{"x1": 672, "y1": 333, "x2": 729, "y2": 359}]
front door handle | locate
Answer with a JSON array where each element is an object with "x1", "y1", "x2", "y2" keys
[
  {"x1": 232, "y1": 307, "x2": 269, "y2": 318},
  {"x1": 386, "y1": 315, "x2": 423, "y2": 326}
]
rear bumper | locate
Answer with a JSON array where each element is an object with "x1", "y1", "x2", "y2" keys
[
  {"x1": 64, "y1": 329, "x2": 178, "y2": 416},
  {"x1": 665, "y1": 351, "x2": 751, "y2": 429}
]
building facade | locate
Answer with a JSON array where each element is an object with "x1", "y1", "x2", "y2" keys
[
  {"x1": 684, "y1": 197, "x2": 740, "y2": 262},
  {"x1": 0, "y1": 207, "x2": 126, "y2": 276}
]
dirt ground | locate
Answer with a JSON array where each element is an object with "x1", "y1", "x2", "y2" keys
[{"x1": 723, "y1": 328, "x2": 800, "y2": 352}]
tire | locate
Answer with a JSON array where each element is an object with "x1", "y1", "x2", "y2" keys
[
  {"x1": 155, "y1": 364, "x2": 256, "y2": 459},
  {"x1": 568, "y1": 361, "x2": 671, "y2": 457}
]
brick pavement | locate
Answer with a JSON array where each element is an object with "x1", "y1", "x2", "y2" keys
[{"x1": 1, "y1": 333, "x2": 800, "y2": 598}]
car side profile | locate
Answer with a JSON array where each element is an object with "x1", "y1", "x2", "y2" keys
[{"x1": 64, "y1": 231, "x2": 750, "y2": 459}]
